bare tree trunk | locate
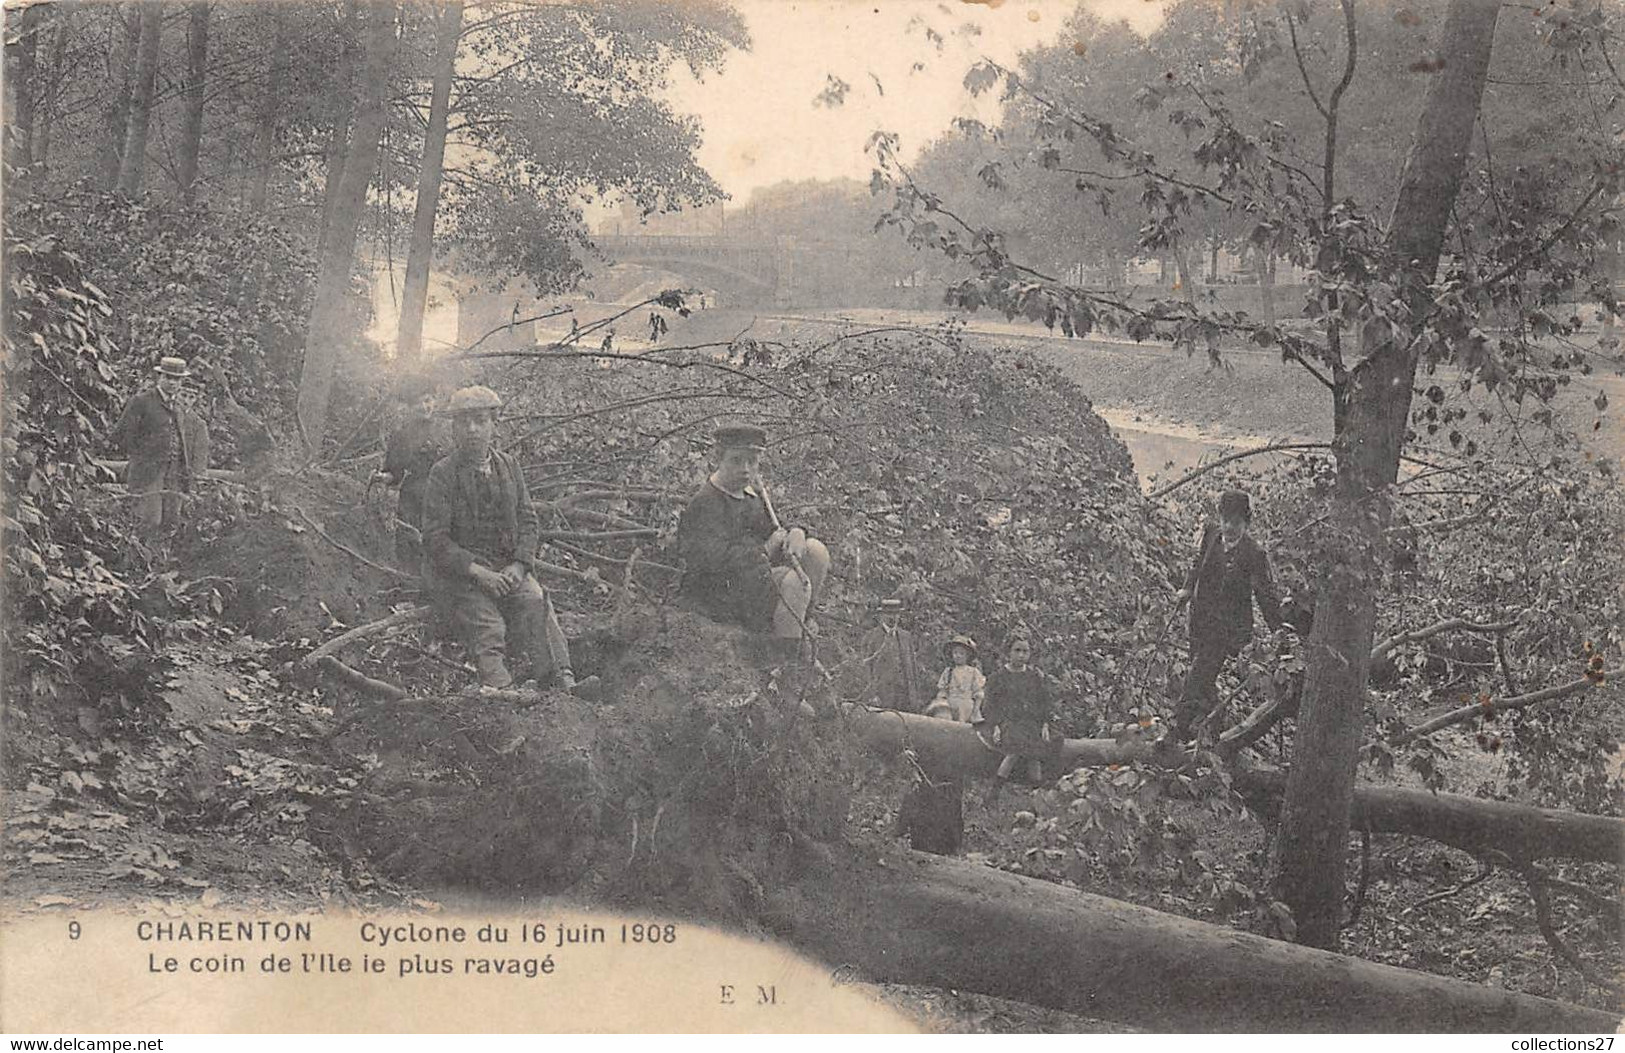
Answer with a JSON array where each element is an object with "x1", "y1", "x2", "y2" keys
[
  {"x1": 1172, "y1": 240, "x2": 1196, "y2": 305},
  {"x1": 4, "y1": 4, "x2": 44, "y2": 169},
  {"x1": 115, "y1": 0, "x2": 162, "y2": 195},
  {"x1": 114, "y1": 0, "x2": 161, "y2": 195},
  {"x1": 1256, "y1": 248, "x2": 1277, "y2": 326},
  {"x1": 1272, "y1": 0, "x2": 1502, "y2": 950},
  {"x1": 1208, "y1": 237, "x2": 1220, "y2": 282},
  {"x1": 246, "y1": 8, "x2": 287, "y2": 211},
  {"x1": 175, "y1": 1, "x2": 209, "y2": 203},
  {"x1": 846, "y1": 708, "x2": 1625, "y2": 864},
  {"x1": 318, "y1": 0, "x2": 361, "y2": 256},
  {"x1": 36, "y1": 8, "x2": 74, "y2": 169},
  {"x1": 772, "y1": 851, "x2": 1616, "y2": 1033},
  {"x1": 296, "y1": 0, "x2": 397, "y2": 451},
  {"x1": 101, "y1": 3, "x2": 138, "y2": 188},
  {"x1": 395, "y1": 0, "x2": 464, "y2": 365}
]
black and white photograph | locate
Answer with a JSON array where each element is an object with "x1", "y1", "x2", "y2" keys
[{"x1": 1, "y1": 0, "x2": 1622, "y2": 1037}]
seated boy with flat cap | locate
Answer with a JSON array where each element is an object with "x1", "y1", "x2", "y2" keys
[
  {"x1": 422, "y1": 385, "x2": 600, "y2": 700},
  {"x1": 676, "y1": 424, "x2": 831, "y2": 650}
]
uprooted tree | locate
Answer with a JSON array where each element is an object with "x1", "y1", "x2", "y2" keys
[{"x1": 864, "y1": 0, "x2": 1623, "y2": 948}]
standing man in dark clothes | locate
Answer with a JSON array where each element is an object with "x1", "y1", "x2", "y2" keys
[
  {"x1": 377, "y1": 382, "x2": 444, "y2": 570},
  {"x1": 421, "y1": 385, "x2": 600, "y2": 700},
  {"x1": 111, "y1": 356, "x2": 209, "y2": 535},
  {"x1": 1172, "y1": 489, "x2": 1285, "y2": 742},
  {"x1": 675, "y1": 424, "x2": 831, "y2": 653},
  {"x1": 860, "y1": 597, "x2": 923, "y2": 711}
]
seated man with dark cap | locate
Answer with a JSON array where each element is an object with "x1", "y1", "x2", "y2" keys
[
  {"x1": 421, "y1": 385, "x2": 600, "y2": 699},
  {"x1": 675, "y1": 424, "x2": 831, "y2": 650},
  {"x1": 1171, "y1": 488, "x2": 1285, "y2": 742}
]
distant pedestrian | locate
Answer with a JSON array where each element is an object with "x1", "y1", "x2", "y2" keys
[
  {"x1": 982, "y1": 633, "x2": 1056, "y2": 785},
  {"x1": 859, "y1": 597, "x2": 923, "y2": 711},
  {"x1": 111, "y1": 356, "x2": 209, "y2": 535},
  {"x1": 1172, "y1": 489, "x2": 1285, "y2": 743},
  {"x1": 600, "y1": 329, "x2": 615, "y2": 353},
  {"x1": 648, "y1": 311, "x2": 667, "y2": 344},
  {"x1": 926, "y1": 634, "x2": 985, "y2": 723}
]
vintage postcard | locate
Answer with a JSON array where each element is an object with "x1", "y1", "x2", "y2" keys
[{"x1": 2, "y1": 0, "x2": 1621, "y2": 1037}]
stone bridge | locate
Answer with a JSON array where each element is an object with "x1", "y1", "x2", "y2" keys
[{"x1": 595, "y1": 233, "x2": 800, "y2": 307}]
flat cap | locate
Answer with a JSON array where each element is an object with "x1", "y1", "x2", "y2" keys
[{"x1": 714, "y1": 423, "x2": 767, "y2": 451}]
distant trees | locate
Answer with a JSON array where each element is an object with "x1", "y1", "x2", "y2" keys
[
  {"x1": 869, "y1": 0, "x2": 1624, "y2": 948},
  {"x1": 1, "y1": 0, "x2": 750, "y2": 450}
]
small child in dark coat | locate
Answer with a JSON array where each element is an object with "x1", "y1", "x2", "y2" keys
[{"x1": 982, "y1": 635, "x2": 1056, "y2": 784}]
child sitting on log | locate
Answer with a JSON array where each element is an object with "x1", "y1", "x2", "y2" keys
[{"x1": 982, "y1": 632, "x2": 1056, "y2": 785}]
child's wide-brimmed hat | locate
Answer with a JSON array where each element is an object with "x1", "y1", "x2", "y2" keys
[{"x1": 943, "y1": 633, "x2": 978, "y2": 657}]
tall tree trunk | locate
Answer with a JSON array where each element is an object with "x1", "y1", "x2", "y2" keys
[
  {"x1": 1172, "y1": 240, "x2": 1196, "y2": 305},
  {"x1": 37, "y1": 8, "x2": 73, "y2": 169},
  {"x1": 175, "y1": 1, "x2": 209, "y2": 202},
  {"x1": 115, "y1": 0, "x2": 162, "y2": 195},
  {"x1": 246, "y1": 9, "x2": 287, "y2": 211},
  {"x1": 1272, "y1": 0, "x2": 1502, "y2": 950},
  {"x1": 395, "y1": 0, "x2": 463, "y2": 365},
  {"x1": 1256, "y1": 248, "x2": 1277, "y2": 326},
  {"x1": 1208, "y1": 237, "x2": 1220, "y2": 282},
  {"x1": 4, "y1": 4, "x2": 44, "y2": 169},
  {"x1": 101, "y1": 3, "x2": 138, "y2": 188},
  {"x1": 296, "y1": 0, "x2": 396, "y2": 452},
  {"x1": 318, "y1": 0, "x2": 362, "y2": 256}
]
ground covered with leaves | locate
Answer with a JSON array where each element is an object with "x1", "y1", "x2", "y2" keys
[{"x1": 5, "y1": 265, "x2": 1622, "y2": 1025}]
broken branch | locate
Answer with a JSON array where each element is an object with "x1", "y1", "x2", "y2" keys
[
  {"x1": 299, "y1": 606, "x2": 431, "y2": 670},
  {"x1": 292, "y1": 505, "x2": 413, "y2": 581},
  {"x1": 1371, "y1": 615, "x2": 1522, "y2": 663},
  {"x1": 1390, "y1": 670, "x2": 1618, "y2": 746}
]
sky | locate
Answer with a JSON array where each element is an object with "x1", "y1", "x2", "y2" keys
[{"x1": 664, "y1": 0, "x2": 1168, "y2": 205}]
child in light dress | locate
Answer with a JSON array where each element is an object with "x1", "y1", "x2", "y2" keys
[{"x1": 925, "y1": 634, "x2": 986, "y2": 723}]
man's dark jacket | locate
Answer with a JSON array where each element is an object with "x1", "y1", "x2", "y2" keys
[
  {"x1": 675, "y1": 479, "x2": 777, "y2": 627},
  {"x1": 111, "y1": 388, "x2": 205, "y2": 491},
  {"x1": 1183, "y1": 523, "x2": 1283, "y2": 652},
  {"x1": 421, "y1": 448, "x2": 539, "y2": 580}
]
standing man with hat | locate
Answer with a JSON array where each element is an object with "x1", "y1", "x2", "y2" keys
[
  {"x1": 675, "y1": 424, "x2": 831, "y2": 652},
  {"x1": 111, "y1": 356, "x2": 210, "y2": 534},
  {"x1": 859, "y1": 597, "x2": 923, "y2": 711},
  {"x1": 420, "y1": 385, "x2": 600, "y2": 699},
  {"x1": 1171, "y1": 488, "x2": 1285, "y2": 743}
]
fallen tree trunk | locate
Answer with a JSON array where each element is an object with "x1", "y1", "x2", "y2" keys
[
  {"x1": 848, "y1": 708, "x2": 1624, "y2": 865},
  {"x1": 771, "y1": 849, "x2": 1617, "y2": 1032},
  {"x1": 842, "y1": 705, "x2": 1147, "y2": 772},
  {"x1": 1233, "y1": 767, "x2": 1625, "y2": 867}
]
